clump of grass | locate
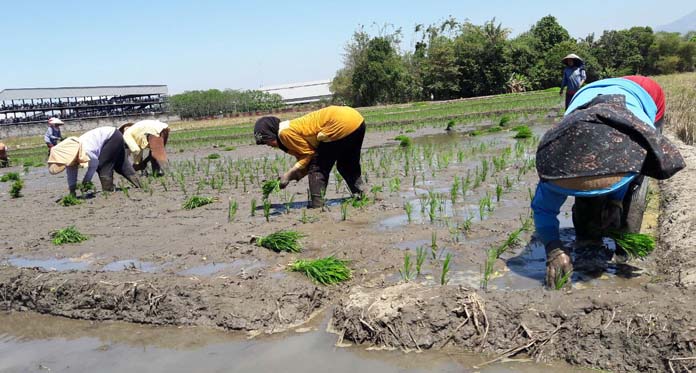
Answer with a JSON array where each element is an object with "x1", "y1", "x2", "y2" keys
[
  {"x1": 0, "y1": 172, "x2": 20, "y2": 182},
  {"x1": 262, "y1": 179, "x2": 280, "y2": 200},
  {"x1": 256, "y1": 230, "x2": 304, "y2": 253},
  {"x1": 609, "y1": 231, "x2": 656, "y2": 259},
  {"x1": 10, "y1": 179, "x2": 23, "y2": 198},
  {"x1": 58, "y1": 194, "x2": 82, "y2": 206},
  {"x1": 206, "y1": 153, "x2": 221, "y2": 160},
  {"x1": 51, "y1": 226, "x2": 88, "y2": 245},
  {"x1": 183, "y1": 195, "x2": 214, "y2": 209},
  {"x1": 513, "y1": 125, "x2": 533, "y2": 139},
  {"x1": 289, "y1": 256, "x2": 351, "y2": 285},
  {"x1": 394, "y1": 135, "x2": 412, "y2": 147}
]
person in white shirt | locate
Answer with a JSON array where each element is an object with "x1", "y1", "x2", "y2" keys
[{"x1": 47, "y1": 127, "x2": 141, "y2": 195}]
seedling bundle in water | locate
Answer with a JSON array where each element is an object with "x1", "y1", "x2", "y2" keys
[
  {"x1": 183, "y1": 196, "x2": 215, "y2": 209},
  {"x1": 52, "y1": 226, "x2": 88, "y2": 245},
  {"x1": 394, "y1": 135, "x2": 412, "y2": 147},
  {"x1": 289, "y1": 256, "x2": 351, "y2": 285},
  {"x1": 609, "y1": 231, "x2": 656, "y2": 259},
  {"x1": 256, "y1": 230, "x2": 304, "y2": 253},
  {"x1": 262, "y1": 179, "x2": 280, "y2": 200},
  {"x1": 513, "y1": 125, "x2": 533, "y2": 139}
]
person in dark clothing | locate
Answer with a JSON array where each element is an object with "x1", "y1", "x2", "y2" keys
[
  {"x1": 560, "y1": 54, "x2": 587, "y2": 109},
  {"x1": 533, "y1": 76, "x2": 685, "y2": 288},
  {"x1": 253, "y1": 106, "x2": 366, "y2": 208}
]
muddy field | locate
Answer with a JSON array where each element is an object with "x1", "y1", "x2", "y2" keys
[{"x1": 1, "y1": 118, "x2": 695, "y2": 372}]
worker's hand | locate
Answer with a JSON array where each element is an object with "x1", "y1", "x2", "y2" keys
[
  {"x1": 559, "y1": 90, "x2": 563, "y2": 96},
  {"x1": 545, "y1": 240, "x2": 573, "y2": 289},
  {"x1": 279, "y1": 166, "x2": 307, "y2": 189},
  {"x1": 279, "y1": 173, "x2": 291, "y2": 189},
  {"x1": 600, "y1": 200, "x2": 623, "y2": 231}
]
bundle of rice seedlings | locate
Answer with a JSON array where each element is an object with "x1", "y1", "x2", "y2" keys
[
  {"x1": 609, "y1": 231, "x2": 656, "y2": 259},
  {"x1": 9, "y1": 179, "x2": 23, "y2": 198},
  {"x1": 499, "y1": 115, "x2": 511, "y2": 127},
  {"x1": 0, "y1": 172, "x2": 20, "y2": 182},
  {"x1": 289, "y1": 256, "x2": 351, "y2": 285},
  {"x1": 77, "y1": 181, "x2": 95, "y2": 194},
  {"x1": 513, "y1": 125, "x2": 533, "y2": 139},
  {"x1": 256, "y1": 230, "x2": 304, "y2": 252},
  {"x1": 58, "y1": 194, "x2": 82, "y2": 206},
  {"x1": 394, "y1": 135, "x2": 412, "y2": 147},
  {"x1": 206, "y1": 153, "x2": 221, "y2": 160},
  {"x1": 182, "y1": 196, "x2": 215, "y2": 209},
  {"x1": 262, "y1": 179, "x2": 280, "y2": 200},
  {"x1": 52, "y1": 226, "x2": 88, "y2": 245}
]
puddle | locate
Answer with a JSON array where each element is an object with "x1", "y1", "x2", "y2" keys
[
  {"x1": 4, "y1": 257, "x2": 91, "y2": 272},
  {"x1": 0, "y1": 311, "x2": 594, "y2": 373},
  {"x1": 101, "y1": 260, "x2": 160, "y2": 273},
  {"x1": 178, "y1": 258, "x2": 265, "y2": 277}
]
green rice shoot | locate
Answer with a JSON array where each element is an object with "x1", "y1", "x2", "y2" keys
[
  {"x1": 182, "y1": 195, "x2": 215, "y2": 209},
  {"x1": 77, "y1": 181, "x2": 95, "y2": 194},
  {"x1": 256, "y1": 230, "x2": 304, "y2": 253},
  {"x1": 58, "y1": 194, "x2": 82, "y2": 206},
  {"x1": 289, "y1": 256, "x2": 352, "y2": 285},
  {"x1": 262, "y1": 179, "x2": 280, "y2": 200},
  {"x1": 394, "y1": 135, "x2": 412, "y2": 147},
  {"x1": 609, "y1": 231, "x2": 656, "y2": 259},
  {"x1": 513, "y1": 125, "x2": 533, "y2": 139},
  {"x1": 0, "y1": 172, "x2": 20, "y2": 182},
  {"x1": 52, "y1": 226, "x2": 88, "y2": 245}
]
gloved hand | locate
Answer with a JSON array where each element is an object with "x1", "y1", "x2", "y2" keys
[
  {"x1": 600, "y1": 199, "x2": 623, "y2": 231},
  {"x1": 545, "y1": 240, "x2": 573, "y2": 289},
  {"x1": 279, "y1": 166, "x2": 307, "y2": 189}
]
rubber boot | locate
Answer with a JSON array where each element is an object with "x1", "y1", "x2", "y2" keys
[
  {"x1": 308, "y1": 171, "x2": 326, "y2": 209},
  {"x1": 100, "y1": 175, "x2": 115, "y2": 192},
  {"x1": 348, "y1": 176, "x2": 366, "y2": 199},
  {"x1": 124, "y1": 173, "x2": 141, "y2": 188}
]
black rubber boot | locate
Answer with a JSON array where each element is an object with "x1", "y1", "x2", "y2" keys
[
  {"x1": 99, "y1": 176, "x2": 115, "y2": 192},
  {"x1": 308, "y1": 171, "x2": 327, "y2": 209}
]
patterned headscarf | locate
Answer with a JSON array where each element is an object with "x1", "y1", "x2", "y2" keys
[{"x1": 254, "y1": 116, "x2": 281, "y2": 145}]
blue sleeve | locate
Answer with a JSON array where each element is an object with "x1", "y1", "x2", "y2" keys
[
  {"x1": 44, "y1": 128, "x2": 53, "y2": 143},
  {"x1": 561, "y1": 70, "x2": 568, "y2": 89},
  {"x1": 531, "y1": 182, "x2": 568, "y2": 245},
  {"x1": 580, "y1": 68, "x2": 586, "y2": 82}
]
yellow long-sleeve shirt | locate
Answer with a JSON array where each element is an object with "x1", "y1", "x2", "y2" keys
[
  {"x1": 279, "y1": 106, "x2": 364, "y2": 169},
  {"x1": 123, "y1": 120, "x2": 169, "y2": 164}
]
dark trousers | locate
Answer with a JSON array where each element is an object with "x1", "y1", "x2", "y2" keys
[
  {"x1": 308, "y1": 122, "x2": 366, "y2": 201},
  {"x1": 565, "y1": 90, "x2": 577, "y2": 109},
  {"x1": 98, "y1": 131, "x2": 136, "y2": 180}
]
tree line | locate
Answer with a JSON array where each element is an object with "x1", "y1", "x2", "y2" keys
[
  {"x1": 331, "y1": 16, "x2": 696, "y2": 106},
  {"x1": 169, "y1": 89, "x2": 284, "y2": 119}
]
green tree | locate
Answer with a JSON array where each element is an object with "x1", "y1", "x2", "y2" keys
[{"x1": 530, "y1": 15, "x2": 572, "y2": 53}]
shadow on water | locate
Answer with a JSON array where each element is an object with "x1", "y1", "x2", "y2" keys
[{"x1": 256, "y1": 197, "x2": 352, "y2": 215}]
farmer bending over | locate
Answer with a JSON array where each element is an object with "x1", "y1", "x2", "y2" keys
[
  {"x1": 532, "y1": 76, "x2": 684, "y2": 288},
  {"x1": 48, "y1": 126, "x2": 141, "y2": 195},
  {"x1": 119, "y1": 120, "x2": 170, "y2": 176},
  {"x1": 254, "y1": 106, "x2": 366, "y2": 208},
  {"x1": 45, "y1": 117, "x2": 65, "y2": 154}
]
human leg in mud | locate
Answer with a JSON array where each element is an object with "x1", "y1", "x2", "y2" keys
[
  {"x1": 334, "y1": 122, "x2": 366, "y2": 197},
  {"x1": 147, "y1": 128, "x2": 170, "y2": 176},
  {"x1": 572, "y1": 195, "x2": 621, "y2": 272},
  {"x1": 97, "y1": 131, "x2": 140, "y2": 191},
  {"x1": 308, "y1": 153, "x2": 334, "y2": 209}
]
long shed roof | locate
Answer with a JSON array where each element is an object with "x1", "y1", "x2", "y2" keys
[
  {"x1": 0, "y1": 85, "x2": 168, "y2": 100},
  {"x1": 261, "y1": 80, "x2": 332, "y2": 104}
]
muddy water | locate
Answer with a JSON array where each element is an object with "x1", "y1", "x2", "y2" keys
[{"x1": 0, "y1": 312, "x2": 592, "y2": 373}]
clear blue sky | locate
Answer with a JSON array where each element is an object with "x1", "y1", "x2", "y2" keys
[{"x1": 0, "y1": 0, "x2": 692, "y2": 94}]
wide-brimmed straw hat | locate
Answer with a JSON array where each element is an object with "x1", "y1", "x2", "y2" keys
[
  {"x1": 48, "y1": 117, "x2": 64, "y2": 126},
  {"x1": 549, "y1": 174, "x2": 627, "y2": 191},
  {"x1": 562, "y1": 53, "x2": 583, "y2": 64},
  {"x1": 47, "y1": 137, "x2": 88, "y2": 174}
]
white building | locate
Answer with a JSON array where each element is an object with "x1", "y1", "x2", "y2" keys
[{"x1": 260, "y1": 80, "x2": 332, "y2": 105}]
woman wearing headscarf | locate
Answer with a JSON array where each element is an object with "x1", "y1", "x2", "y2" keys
[
  {"x1": 253, "y1": 106, "x2": 366, "y2": 208},
  {"x1": 119, "y1": 119, "x2": 170, "y2": 176},
  {"x1": 560, "y1": 53, "x2": 587, "y2": 109},
  {"x1": 48, "y1": 126, "x2": 141, "y2": 195},
  {"x1": 533, "y1": 76, "x2": 683, "y2": 288}
]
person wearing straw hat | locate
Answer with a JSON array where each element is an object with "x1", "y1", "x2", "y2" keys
[
  {"x1": 119, "y1": 120, "x2": 170, "y2": 176},
  {"x1": 253, "y1": 106, "x2": 366, "y2": 208},
  {"x1": 532, "y1": 76, "x2": 684, "y2": 288},
  {"x1": 48, "y1": 126, "x2": 141, "y2": 195},
  {"x1": 45, "y1": 117, "x2": 65, "y2": 154},
  {"x1": 559, "y1": 54, "x2": 586, "y2": 109},
  {"x1": 0, "y1": 142, "x2": 8, "y2": 167}
]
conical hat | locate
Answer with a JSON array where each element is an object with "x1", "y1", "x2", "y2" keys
[
  {"x1": 47, "y1": 137, "x2": 89, "y2": 174},
  {"x1": 562, "y1": 53, "x2": 583, "y2": 63}
]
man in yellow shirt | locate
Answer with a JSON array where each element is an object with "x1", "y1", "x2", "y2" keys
[
  {"x1": 119, "y1": 120, "x2": 170, "y2": 176},
  {"x1": 254, "y1": 106, "x2": 366, "y2": 208}
]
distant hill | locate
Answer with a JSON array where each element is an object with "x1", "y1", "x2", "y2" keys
[{"x1": 657, "y1": 9, "x2": 696, "y2": 33}]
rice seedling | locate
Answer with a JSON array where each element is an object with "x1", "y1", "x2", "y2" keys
[
  {"x1": 462, "y1": 216, "x2": 473, "y2": 234},
  {"x1": 450, "y1": 176, "x2": 460, "y2": 204},
  {"x1": 228, "y1": 199, "x2": 238, "y2": 222},
  {"x1": 77, "y1": 181, "x2": 95, "y2": 194},
  {"x1": 206, "y1": 153, "x2": 221, "y2": 160},
  {"x1": 0, "y1": 172, "x2": 19, "y2": 182},
  {"x1": 399, "y1": 252, "x2": 414, "y2": 282},
  {"x1": 283, "y1": 192, "x2": 295, "y2": 214},
  {"x1": 416, "y1": 246, "x2": 426, "y2": 276},
  {"x1": 370, "y1": 185, "x2": 382, "y2": 202},
  {"x1": 350, "y1": 194, "x2": 370, "y2": 208},
  {"x1": 340, "y1": 200, "x2": 349, "y2": 221},
  {"x1": 389, "y1": 177, "x2": 401, "y2": 193},
  {"x1": 183, "y1": 195, "x2": 214, "y2": 209},
  {"x1": 513, "y1": 125, "x2": 533, "y2": 139},
  {"x1": 441, "y1": 253, "x2": 452, "y2": 285},
  {"x1": 223, "y1": 146, "x2": 236, "y2": 151},
  {"x1": 445, "y1": 120, "x2": 456, "y2": 131},
  {"x1": 300, "y1": 209, "x2": 319, "y2": 224},
  {"x1": 250, "y1": 198, "x2": 257, "y2": 216},
  {"x1": 499, "y1": 115, "x2": 511, "y2": 127},
  {"x1": 289, "y1": 256, "x2": 351, "y2": 285},
  {"x1": 609, "y1": 231, "x2": 656, "y2": 259},
  {"x1": 51, "y1": 226, "x2": 88, "y2": 245},
  {"x1": 256, "y1": 230, "x2": 304, "y2": 253},
  {"x1": 263, "y1": 199, "x2": 272, "y2": 222},
  {"x1": 554, "y1": 270, "x2": 573, "y2": 290},
  {"x1": 469, "y1": 130, "x2": 483, "y2": 137},
  {"x1": 394, "y1": 135, "x2": 412, "y2": 147},
  {"x1": 404, "y1": 201, "x2": 413, "y2": 223},
  {"x1": 10, "y1": 179, "x2": 23, "y2": 198},
  {"x1": 495, "y1": 183, "x2": 503, "y2": 202},
  {"x1": 430, "y1": 231, "x2": 438, "y2": 259},
  {"x1": 58, "y1": 194, "x2": 82, "y2": 207}
]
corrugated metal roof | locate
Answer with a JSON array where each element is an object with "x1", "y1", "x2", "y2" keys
[
  {"x1": 261, "y1": 80, "x2": 332, "y2": 104},
  {"x1": 0, "y1": 85, "x2": 168, "y2": 101}
]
